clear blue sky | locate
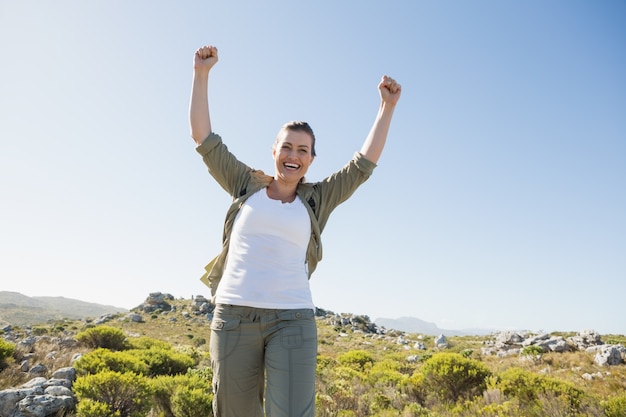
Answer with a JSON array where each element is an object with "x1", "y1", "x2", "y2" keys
[{"x1": 1, "y1": 1, "x2": 624, "y2": 335}]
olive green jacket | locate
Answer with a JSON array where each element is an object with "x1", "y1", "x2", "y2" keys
[{"x1": 196, "y1": 132, "x2": 376, "y2": 298}]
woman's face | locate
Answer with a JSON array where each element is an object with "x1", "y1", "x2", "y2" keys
[{"x1": 272, "y1": 129, "x2": 315, "y2": 184}]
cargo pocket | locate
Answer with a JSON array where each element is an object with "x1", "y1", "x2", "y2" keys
[
  {"x1": 210, "y1": 316, "x2": 241, "y2": 360},
  {"x1": 277, "y1": 309, "x2": 315, "y2": 349}
]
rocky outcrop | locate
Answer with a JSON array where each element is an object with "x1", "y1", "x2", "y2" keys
[
  {"x1": 589, "y1": 344, "x2": 626, "y2": 366},
  {"x1": 0, "y1": 368, "x2": 76, "y2": 417},
  {"x1": 135, "y1": 292, "x2": 174, "y2": 313},
  {"x1": 317, "y1": 309, "x2": 386, "y2": 335},
  {"x1": 434, "y1": 334, "x2": 449, "y2": 348},
  {"x1": 482, "y1": 329, "x2": 625, "y2": 366},
  {"x1": 190, "y1": 295, "x2": 215, "y2": 319}
]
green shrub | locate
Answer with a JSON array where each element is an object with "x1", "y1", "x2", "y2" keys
[
  {"x1": 171, "y1": 387, "x2": 213, "y2": 417},
  {"x1": 401, "y1": 402, "x2": 433, "y2": 416},
  {"x1": 421, "y1": 352, "x2": 491, "y2": 403},
  {"x1": 368, "y1": 359, "x2": 406, "y2": 386},
  {"x1": 461, "y1": 349, "x2": 473, "y2": 358},
  {"x1": 331, "y1": 365, "x2": 366, "y2": 386},
  {"x1": 192, "y1": 337, "x2": 206, "y2": 347},
  {"x1": 31, "y1": 326, "x2": 49, "y2": 336},
  {"x1": 74, "y1": 348, "x2": 148, "y2": 375},
  {"x1": 74, "y1": 370, "x2": 152, "y2": 417},
  {"x1": 496, "y1": 367, "x2": 586, "y2": 413},
  {"x1": 316, "y1": 354, "x2": 336, "y2": 374},
  {"x1": 338, "y1": 350, "x2": 375, "y2": 370},
  {"x1": 369, "y1": 392, "x2": 393, "y2": 414},
  {"x1": 521, "y1": 345, "x2": 544, "y2": 356},
  {"x1": 603, "y1": 393, "x2": 626, "y2": 417},
  {"x1": 127, "y1": 336, "x2": 171, "y2": 351},
  {"x1": 151, "y1": 371, "x2": 213, "y2": 417},
  {"x1": 0, "y1": 339, "x2": 15, "y2": 369},
  {"x1": 76, "y1": 325, "x2": 128, "y2": 350},
  {"x1": 76, "y1": 399, "x2": 118, "y2": 417},
  {"x1": 133, "y1": 347, "x2": 195, "y2": 376}
]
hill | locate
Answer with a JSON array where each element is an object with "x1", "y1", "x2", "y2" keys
[
  {"x1": 375, "y1": 316, "x2": 494, "y2": 336},
  {"x1": 0, "y1": 291, "x2": 127, "y2": 326}
]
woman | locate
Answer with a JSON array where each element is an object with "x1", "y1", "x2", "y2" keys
[{"x1": 189, "y1": 45, "x2": 401, "y2": 417}]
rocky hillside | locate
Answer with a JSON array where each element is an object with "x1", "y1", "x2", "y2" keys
[{"x1": 0, "y1": 292, "x2": 625, "y2": 417}]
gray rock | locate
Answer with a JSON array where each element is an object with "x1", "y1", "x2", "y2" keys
[
  {"x1": 126, "y1": 313, "x2": 143, "y2": 323},
  {"x1": 43, "y1": 385, "x2": 73, "y2": 397},
  {"x1": 522, "y1": 333, "x2": 550, "y2": 347},
  {"x1": 51, "y1": 367, "x2": 76, "y2": 383},
  {"x1": 17, "y1": 394, "x2": 75, "y2": 417},
  {"x1": 0, "y1": 387, "x2": 43, "y2": 417},
  {"x1": 28, "y1": 364, "x2": 47, "y2": 376},
  {"x1": 434, "y1": 334, "x2": 448, "y2": 348},
  {"x1": 43, "y1": 378, "x2": 72, "y2": 389},
  {"x1": 413, "y1": 341, "x2": 426, "y2": 350},
  {"x1": 496, "y1": 331, "x2": 525, "y2": 345},
  {"x1": 568, "y1": 329, "x2": 603, "y2": 350},
  {"x1": 547, "y1": 338, "x2": 569, "y2": 353},
  {"x1": 595, "y1": 346, "x2": 624, "y2": 366},
  {"x1": 16, "y1": 337, "x2": 37, "y2": 353},
  {"x1": 21, "y1": 378, "x2": 46, "y2": 388}
]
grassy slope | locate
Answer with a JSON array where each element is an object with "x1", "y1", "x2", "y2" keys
[{"x1": 1, "y1": 297, "x2": 625, "y2": 403}]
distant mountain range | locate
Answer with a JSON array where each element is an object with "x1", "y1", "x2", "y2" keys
[
  {"x1": 0, "y1": 291, "x2": 493, "y2": 336},
  {"x1": 375, "y1": 316, "x2": 494, "y2": 336},
  {"x1": 0, "y1": 291, "x2": 127, "y2": 327}
]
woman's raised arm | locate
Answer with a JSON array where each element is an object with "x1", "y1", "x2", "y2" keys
[
  {"x1": 359, "y1": 75, "x2": 402, "y2": 164},
  {"x1": 189, "y1": 45, "x2": 219, "y2": 145}
]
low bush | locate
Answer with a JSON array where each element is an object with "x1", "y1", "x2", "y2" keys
[
  {"x1": 74, "y1": 348, "x2": 148, "y2": 375},
  {"x1": 133, "y1": 346, "x2": 195, "y2": 377},
  {"x1": 495, "y1": 367, "x2": 588, "y2": 414},
  {"x1": 76, "y1": 325, "x2": 128, "y2": 351},
  {"x1": 603, "y1": 393, "x2": 626, "y2": 417},
  {"x1": 151, "y1": 371, "x2": 213, "y2": 417},
  {"x1": 76, "y1": 399, "x2": 115, "y2": 417},
  {"x1": 0, "y1": 339, "x2": 15, "y2": 370},
  {"x1": 74, "y1": 370, "x2": 152, "y2": 417},
  {"x1": 421, "y1": 352, "x2": 491, "y2": 403},
  {"x1": 338, "y1": 350, "x2": 375, "y2": 371}
]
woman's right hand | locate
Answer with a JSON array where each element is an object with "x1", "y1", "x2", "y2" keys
[{"x1": 194, "y1": 45, "x2": 219, "y2": 72}]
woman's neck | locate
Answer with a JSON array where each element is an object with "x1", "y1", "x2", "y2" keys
[{"x1": 267, "y1": 179, "x2": 297, "y2": 203}]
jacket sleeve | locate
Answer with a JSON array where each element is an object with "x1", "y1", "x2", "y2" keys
[
  {"x1": 195, "y1": 132, "x2": 253, "y2": 198},
  {"x1": 314, "y1": 152, "x2": 377, "y2": 231}
]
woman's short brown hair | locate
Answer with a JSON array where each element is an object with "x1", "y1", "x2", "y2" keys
[{"x1": 275, "y1": 121, "x2": 317, "y2": 157}]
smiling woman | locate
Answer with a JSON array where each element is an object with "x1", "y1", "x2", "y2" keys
[
  {"x1": 188, "y1": 44, "x2": 401, "y2": 417},
  {"x1": 269, "y1": 122, "x2": 316, "y2": 203}
]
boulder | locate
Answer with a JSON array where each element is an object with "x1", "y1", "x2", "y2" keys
[
  {"x1": 17, "y1": 394, "x2": 75, "y2": 417},
  {"x1": 595, "y1": 345, "x2": 624, "y2": 366},
  {"x1": 0, "y1": 387, "x2": 43, "y2": 417},
  {"x1": 51, "y1": 367, "x2": 76, "y2": 383},
  {"x1": 43, "y1": 385, "x2": 73, "y2": 397},
  {"x1": 434, "y1": 334, "x2": 448, "y2": 348},
  {"x1": 568, "y1": 330, "x2": 603, "y2": 350}
]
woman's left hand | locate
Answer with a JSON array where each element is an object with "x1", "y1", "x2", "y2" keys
[{"x1": 379, "y1": 76, "x2": 402, "y2": 106}]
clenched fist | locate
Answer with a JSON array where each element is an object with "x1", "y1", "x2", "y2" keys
[
  {"x1": 194, "y1": 45, "x2": 219, "y2": 72},
  {"x1": 379, "y1": 75, "x2": 401, "y2": 106}
]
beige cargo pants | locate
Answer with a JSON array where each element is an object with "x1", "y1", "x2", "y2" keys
[{"x1": 210, "y1": 304, "x2": 317, "y2": 417}]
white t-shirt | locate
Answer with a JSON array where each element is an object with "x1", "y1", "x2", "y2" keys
[{"x1": 215, "y1": 188, "x2": 314, "y2": 309}]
